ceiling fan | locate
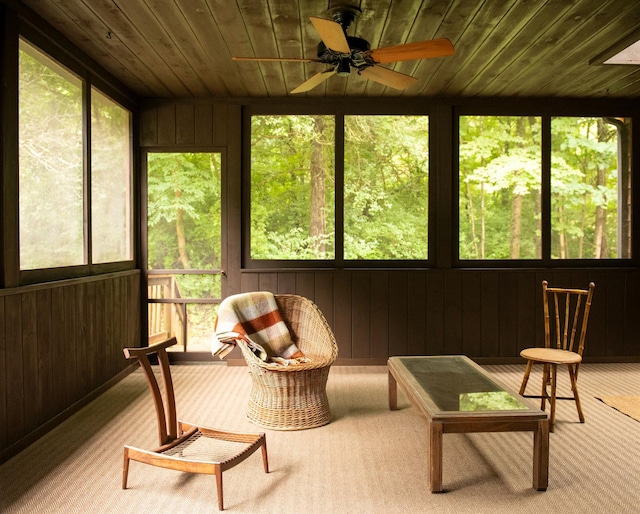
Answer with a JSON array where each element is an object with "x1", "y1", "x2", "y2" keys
[{"x1": 232, "y1": 5, "x2": 455, "y2": 94}]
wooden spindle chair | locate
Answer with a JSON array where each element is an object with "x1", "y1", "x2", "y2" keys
[
  {"x1": 122, "y1": 337, "x2": 268, "y2": 511},
  {"x1": 519, "y1": 280, "x2": 595, "y2": 432}
]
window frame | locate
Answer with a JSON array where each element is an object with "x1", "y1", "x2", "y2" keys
[
  {"x1": 16, "y1": 31, "x2": 136, "y2": 286},
  {"x1": 453, "y1": 103, "x2": 636, "y2": 269},
  {"x1": 242, "y1": 103, "x2": 437, "y2": 270}
]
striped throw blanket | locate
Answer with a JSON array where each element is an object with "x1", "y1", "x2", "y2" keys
[{"x1": 212, "y1": 292, "x2": 306, "y2": 363}]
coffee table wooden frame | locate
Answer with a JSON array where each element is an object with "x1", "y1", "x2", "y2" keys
[{"x1": 388, "y1": 355, "x2": 549, "y2": 493}]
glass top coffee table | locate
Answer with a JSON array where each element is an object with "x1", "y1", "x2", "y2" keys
[{"x1": 388, "y1": 355, "x2": 549, "y2": 493}]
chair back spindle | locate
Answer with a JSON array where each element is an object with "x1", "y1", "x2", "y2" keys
[{"x1": 123, "y1": 337, "x2": 179, "y2": 446}]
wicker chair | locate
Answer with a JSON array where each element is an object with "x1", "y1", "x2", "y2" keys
[{"x1": 236, "y1": 294, "x2": 339, "y2": 431}]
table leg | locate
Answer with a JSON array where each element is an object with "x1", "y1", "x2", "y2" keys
[
  {"x1": 430, "y1": 421, "x2": 444, "y2": 493},
  {"x1": 388, "y1": 370, "x2": 398, "y2": 410},
  {"x1": 533, "y1": 418, "x2": 549, "y2": 491}
]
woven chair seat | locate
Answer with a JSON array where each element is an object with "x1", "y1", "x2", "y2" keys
[{"x1": 238, "y1": 294, "x2": 338, "y2": 430}]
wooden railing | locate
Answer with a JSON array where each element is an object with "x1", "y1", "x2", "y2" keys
[{"x1": 148, "y1": 275, "x2": 187, "y2": 348}]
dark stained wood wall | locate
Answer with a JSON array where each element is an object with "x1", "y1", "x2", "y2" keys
[
  {"x1": 140, "y1": 99, "x2": 640, "y2": 365},
  {"x1": 0, "y1": 271, "x2": 141, "y2": 462}
]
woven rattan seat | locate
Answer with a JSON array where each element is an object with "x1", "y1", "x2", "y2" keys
[{"x1": 237, "y1": 294, "x2": 339, "y2": 430}]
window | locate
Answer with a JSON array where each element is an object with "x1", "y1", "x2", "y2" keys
[
  {"x1": 459, "y1": 116, "x2": 542, "y2": 260},
  {"x1": 459, "y1": 114, "x2": 631, "y2": 261},
  {"x1": 91, "y1": 88, "x2": 133, "y2": 263},
  {"x1": 551, "y1": 117, "x2": 631, "y2": 259},
  {"x1": 249, "y1": 113, "x2": 430, "y2": 263},
  {"x1": 18, "y1": 39, "x2": 133, "y2": 273},
  {"x1": 250, "y1": 115, "x2": 335, "y2": 260},
  {"x1": 19, "y1": 41, "x2": 85, "y2": 269},
  {"x1": 147, "y1": 152, "x2": 223, "y2": 352},
  {"x1": 344, "y1": 115, "x2": 429, "y2": 260}
]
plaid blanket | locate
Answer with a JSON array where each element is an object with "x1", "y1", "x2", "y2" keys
[{"x1": 212, "y1": 292, "x2": 305, "y2": 363}]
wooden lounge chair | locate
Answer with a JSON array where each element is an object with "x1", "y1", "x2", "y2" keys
[{"x1": 122, "y1": 337, "x2": 268, "y2": 511}]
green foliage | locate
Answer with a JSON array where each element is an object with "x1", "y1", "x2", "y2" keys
[
  {"x1": 250, "y1": 115, "x2": 335, "y2": 259},
  {"x1": 147, "y1": 152, "x2": 222, "y2": 273}
]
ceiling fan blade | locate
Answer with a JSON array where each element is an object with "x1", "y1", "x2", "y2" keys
[
  {"x1": 359, "y1": 66, "x2": 418, "y2": 90},
  {"x1": 291, "y1": 69, "x2": 337, "y2": 94},
  {"x1": 233, "y1": 56, "x2": 320, "y2": 63},
  {"x1": 310, "y1": 16, "x2": 350, "y2": 54},
  {"x1": 370, "y1": 38, "x2": 455, "y2": 64}
]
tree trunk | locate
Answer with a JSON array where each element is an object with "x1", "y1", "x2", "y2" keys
[
  {"x1": 510, "y1": 193, "x2": 523, "y2": 258},
  {"x1": 594, "y1": 118, "x2": 608, "y2": 258},
  {"x1": 310, "y1": 116, "x2": 326, "y2": 256},
  {"x1": 175, "y1": 190, "x2": 190, "y2": 269}
]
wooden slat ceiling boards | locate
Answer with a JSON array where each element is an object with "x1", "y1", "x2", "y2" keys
[{"x1": 17, "y1": 0, "x2": 640, "y2": 99}]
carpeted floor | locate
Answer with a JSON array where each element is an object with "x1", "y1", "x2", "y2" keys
[{"x1": 1, "y1": 362, "x2": 639, "y2": 513}]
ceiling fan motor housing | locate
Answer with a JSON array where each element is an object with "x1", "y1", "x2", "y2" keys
[{"x1": 317, "y1": 36, "x2": 372, "y2": 71}]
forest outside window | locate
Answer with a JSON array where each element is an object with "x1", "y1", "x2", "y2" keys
[
  {"x1": 249, "y1": 114, "x2": 430, "y2": 262},
  {"x1": 19, "y1": 40, "x2": 85, "y2": 269},
  {"x1": 18, "y1": 39, "x2": 133, "y2": 272},
  {"x1": 459, "y1": 115, "x2": 632, "y2": 261},
  {"x1": 459, "y1": 116, "x2": 542, "y2": 260},
  {"x1": 344, "y1": 115, "x2": 429, "y2": 260},
  {"x1": 551, "y1": 117, "x2": 631, "y2": 259},
  {"x1": 250, "y1": 115, "x2": 336, "y2": 260}
]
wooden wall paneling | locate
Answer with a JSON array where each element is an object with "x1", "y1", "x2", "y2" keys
[
  {"x1": 425, "y1": 271, "x2": 445, "y2": 355},
  {"x1": 497, "y1": 272, "x2": 518, "y2": 358},
  {"x1": 0, "y1": 297, "x2": 6, "y2": 449},
  {"x1": 175, "y1": 103, "x2": 195, "y2": 145},
  {"x1": 35, "y1": 289, "x2": 54, "y2": 424},
  {"x1": 387, "y1": 271, "x2": 408, "y2": 356},
  {"x1": 258, "y1": 272, "x2": 277, "y2": 292},
  {"x1": 370, "y1": 271, "x2": 389, "y2": 359},
  {"x1": 64, "y1": 284, "x2": 78, "y2": 405},
  {"x1": 406, "y1": 271, "x2": 426, "y2": 356},
  {"x1": 50, "y1": 287, "x2": 66, "y2": 415},
  {"x1": 106, "y1": 277, "x2": 119, "y2": 376},
  {"x1": 240, "y1": 272, "x2": 259, "y2": 292},
  {"x1": 75, "y1": 284, "x2": 88, "y2": 398},
  {"x1": 443, "y1": 272, "x2": 463, "y2": 354},
  {"x1": 277, "y1": 272, "x2": 296, "y2": 294},
  {"x1": 156, "y1": 103, "x2": 176, "y2": 145},
  {"x1": 139, "y1": 105, "x2": 158, "y2": 146},
  {"x1": 623, "y1": 271, "x2": 640, "y2": 357},
  {"x1": 480, "y1": 273, "x2": 500, "y2": 357},
  {"x1": 461, "y1": 271, "x2": 482, "y2": 357},
  {"x1": 515, "y1": 272, "x2": 537, "y2": 356},
  {"x1": 213, "y1": 103, "x2": 227, "y2": 146},
  {"x1": 21, "y1": 291, "x2": 38, "y2": 436},
  {"x1": 5, "y1": 295, "x2": 22, "y2": 446},
  {"x1": 295, "y1": 272, "x2": 315, "y2": 300},
  {"x1": 351, "y1": 272, "x2": 371, "y2": 359},
  {"x1": 333, "y1": 271, "x2": 353, "y2": 358},
  {"x1": 85, "y1": 281, "x2": 97, "y2": 392},
  {"x1": 313, "y1": 271, "x2": 334, "y2": 329},
  {"x1": 195, "y1": 102, "x2": 213, "y2": 145},
  {"x1": 589, "y1": 270, "x2": 614, "y2": 357},
  {"x1": 94, "y1": 280, "x2": 106, "y2": 386}
]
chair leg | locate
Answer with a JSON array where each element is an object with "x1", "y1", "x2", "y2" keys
[
  {"x1": 519, "y1": 360, "x2": 533, "y2": 396},
  {"x1": 215, "y1": 464, "x2": 223, "y2": 511},
  {"x1": 540, "y1": 363, "x2": 550, "y2": 411},
  {"x1": 568, "y1": 364, "x2": 585, "y2": 423},
  {"x1": 261, "y1": 439, "x2": 269, "y2": 473},
  {"x1": 122, "y1": 448, "x2": 130, "y2": 489},
  {"x1": 549, "y1": 364, "x2": 557, "y2": 433}
]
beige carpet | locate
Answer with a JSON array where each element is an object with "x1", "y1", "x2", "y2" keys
[
  {"x1": 597, "y1": 395, "x2": 640, "y2": 422},
  {"x1": 1, "y1": 362, "x2": 640, "y2": 513}
]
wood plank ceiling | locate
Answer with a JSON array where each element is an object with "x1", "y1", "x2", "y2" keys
[{"x1": 16, "y1": 0, "x2": 640, "y2": 99}]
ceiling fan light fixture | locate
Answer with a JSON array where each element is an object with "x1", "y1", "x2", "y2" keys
[{"x1": 336, "y1": 59, "x2": 351, "y2": 76}]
